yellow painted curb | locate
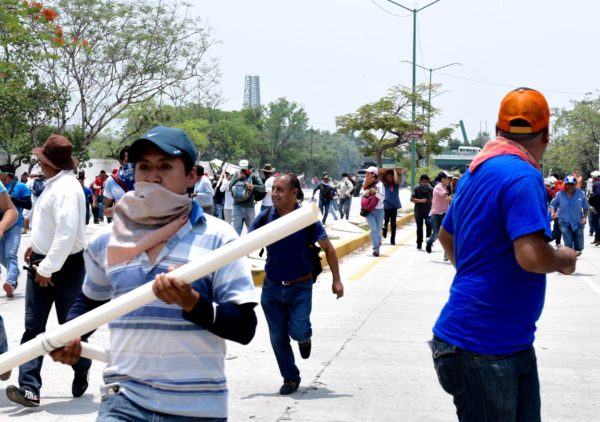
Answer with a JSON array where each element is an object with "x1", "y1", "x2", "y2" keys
[{"x1": 251, "y1": 213, "x2": 415, "y2": 286}]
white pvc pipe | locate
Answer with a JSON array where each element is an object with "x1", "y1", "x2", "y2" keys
[{"x1": 0, "y1": 204, "x2": 319, "y2": 375}]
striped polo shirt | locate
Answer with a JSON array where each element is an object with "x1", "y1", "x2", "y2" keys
[{"x1": 82, "y1": 203, "x2": 256, "y2": 418}]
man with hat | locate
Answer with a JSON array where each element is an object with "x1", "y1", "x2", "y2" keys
[
  {"x1": 0, "y1": 164, "x2": 32, "y2": 298},
  {"x1": 260, "y1": 163, "x2": 277, "y2": 212},
  {"x1": 50, "y1": 126, "x2": 258, "y2": 420},
  {"x1": 229, "y1": 159, "x2": 265, "y2": 235},
  {"x1": 430, "y1": 88, "x2": 577, "y2": 420},
  {"x1": 7, "y1": 134, "x2": 92, "y2": 407},
  {"x1": 550, "y1": 175, "x2": 589, "y2": 256}
]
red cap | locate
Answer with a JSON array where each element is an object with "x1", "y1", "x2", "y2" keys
[{"x1": 497, "y1": 87, "x2": 550, "y2": 134}]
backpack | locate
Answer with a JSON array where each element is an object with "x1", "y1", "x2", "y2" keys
[
  {"x1": 232, "y1": 180, "x2": 252, "y2": 203},
  {"x1": 322, "y1": 184, "x2": 335, "y2": 201},
  {"x1": 31, "y1": 178, "x2": 45, "y2": 196},
  {"x1": 253, "y1": 175, "x2": 267, "y2": 201},
  {"x1": 257, "y1": 207, "x2": 323, "y2": 283}
]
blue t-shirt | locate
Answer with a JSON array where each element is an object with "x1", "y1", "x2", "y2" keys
[
  {"x1": 383, "y1": 182, "x2": 401, "y2": 209},
  {"x1": 4, "y1": 180, "x2": 31, "y2": 226},
  {"x1": 249, "y1": 206, "x2": 327, "y2": 281},
  {"x1": 433, "y1": 155, "x2": 552, "y2": 355},
  {"x1": 82, "y1": 186, "x2": 93, "y2": 205}
]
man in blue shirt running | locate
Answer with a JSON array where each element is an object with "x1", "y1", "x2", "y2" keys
[{"x1": 430, "y1": 88, "x2": 577, "y2": 421}]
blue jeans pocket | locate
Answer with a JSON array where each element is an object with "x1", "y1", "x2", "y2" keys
[{"x1": 429, "y1": 337, "x2": 464, "y2": 396}]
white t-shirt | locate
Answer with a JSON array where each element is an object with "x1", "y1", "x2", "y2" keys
[
  {"x1": 220, "y1": 179, "x2": 234, "y2": 209},
  {"x1": 261, "y1": 176, "x2": 275, "y2": 206},
  {"x1": 103, "y1": 175, "x2": 126, "y2": 202}
]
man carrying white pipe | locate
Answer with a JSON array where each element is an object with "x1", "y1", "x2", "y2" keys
[
  {"x1": 249, "y1": 173, "x2": 344, "y2": 395},
  {"x1": 49, "y1": 126, "x2": 258, "y2": 421}
]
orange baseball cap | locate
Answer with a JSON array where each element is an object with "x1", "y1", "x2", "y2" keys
[{"x1": 497, "y1": 87, "x2": 550, "y2": 134}]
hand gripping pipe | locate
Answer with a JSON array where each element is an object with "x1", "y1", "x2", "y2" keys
[{"x1": 0, "y1": 204, "x2": 320, "y2": 374}]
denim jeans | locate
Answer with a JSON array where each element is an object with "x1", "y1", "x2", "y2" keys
[
  {"x1": 319, "y1": 200, "x2": 331, "y2": 223},
  {"x1": 0, "y1": 315, "x2": 7, "y2": 354},
  {"x1": 365, "y1": 208, "x2": 384, "y2": 253},
  {"x1": 415, "y1": 212, "x2": 432, "y2": 247},
  {"x1": 18, "y1": 251, "x2": 92, "y2": 395},
  {"x1": 339, "y1": 196, "x2": 352, "y2": 220},
  {"x1": 559, "y1": 220, "x2": 584, "y2": 251},
  {"x1": 328, "y1": 200, "x2": 339, "y2": 220},
  {"x1": 590, "y1": 211, "x2": 600, "y2": 242},
  {"x1": 0, "y1": 223, "x2": 22, "y2": 286},
  {"x1": 427, "y1": 213, "x2": 445, "y2": 246},
  {"x1": 232, "y1": 205, "x2": 256, "y2": 235},
  {"x1": 429, "y1": 337, "x2": 540, "y2": 422},
  {"x1": 261, "y1": 277, "x2": 313, "y2": 384},
  {"x1": 214, "y1": 202, "x2": 224, "y2": 220},
  {"x1": 97, "y1": 391, "x2": 226, "y2": 421}
]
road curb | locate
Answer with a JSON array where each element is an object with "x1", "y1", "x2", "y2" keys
[{"x1": 251, "y1": 213, "x2": 415, "y2": 286}]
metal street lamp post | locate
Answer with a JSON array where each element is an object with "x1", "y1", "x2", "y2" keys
[{"x1": 386, "y1": 0, "x2": 441, "y2": 189}]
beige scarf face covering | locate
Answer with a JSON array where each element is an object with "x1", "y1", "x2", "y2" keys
[{"x1": 107, "y1": 182, "x2": 193, "y2": 266}]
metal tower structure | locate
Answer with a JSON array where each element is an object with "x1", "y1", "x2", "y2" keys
[{"x1": 243, "y1": 75, "x2": 261, "y2": 108}]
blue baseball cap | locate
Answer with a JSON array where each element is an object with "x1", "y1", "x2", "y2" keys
[{"x1": 129, "y1": 126, "x2": 197, "y2": 168}]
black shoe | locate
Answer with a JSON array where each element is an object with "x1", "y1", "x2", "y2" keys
[
  {"x1": 382, "y1": 228, "x2": 387, "y2": 238},
  {"x1": 299, "y1": 339, "x2": 311, "y2": 359},
  {"x1": 72, "y1": 370, "x2": 89, "y2": 397},
  {"x1": 373, "y1": 250, "x2": 379, "y2": 257},
  {"x1": 417, "y1": 244, "x2": 422, "y2": 250},
  {"x1": 6, "y1": 385, "x2": 40, "y2": 407},
  {"x1": 425, "y1": 242, "x2": 432, "y2": 254},
  {"x1": 279, "y1": 381, "x2": 299, "y2": 395},
  {"x1": 390, "y1": 238, "x2": 395, "y2": 245}
]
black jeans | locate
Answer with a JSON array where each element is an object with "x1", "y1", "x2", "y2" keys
[
  {"x1": 430, "y1": 337, "x2": 541, "y2": 422},
  {"x1": 18, "y1": 251, "x2": 92, "y2": 395},
  {"x1": 319, "y1": 200, "x2": 331, "y2": 223},
  {"x1": 415, "y1": 212, "x2": 432, "y2": 247},
  {"x1": 383, "y1": 208, "x2": 398, "y2": 244}
]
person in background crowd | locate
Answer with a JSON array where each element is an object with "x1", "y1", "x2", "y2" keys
[
  {"x1": 411, "y1": 174, "x2": 433, "y2": 250},
  {"x1": 79, "y1": 173, "x2": 93, "y2": 225},
  {"x1": 0, "y1": 164, "x2": 32, "y2": 298},
  {"x1": 7, "y1": 134, "x2": 92, "y2": 408},
  {"x1": 23, "y1": 173, "x2": 45, "y2": 235},
  {"x1": 230, "y1": 160, "x2": 265, "y2": 235},
  {"x1": 0, "y1": 180, "x2": 19, "y2": 380},
  {"x1": 425, "y1": 172, "x2": 451, "y2": 254},
  {"x1": 220, "y1": 172, "x2": 234, "y2": 224},
  {"x1": 337, "y1": 172, "x2": 354, "y2": 220},
  {"x1": 250, "y1": 173, "x2": 343, "y2": 395},
  {"x1": 589, "y1": 170, "x2": 600, "y2": 246},
  {"x1": 213, "y1": 171, "x2": 226, "y2": 220},
  {"x1": 261, "y1": 163, "x2": 277, "y2": 212},
  {"x1": 361, "y1": 166, "x2": 385, "y2": 257},
  {"x1": 311, "y1": 175, "x2": 336, "y2": 224},
  {"x1": 20, "y1": 172, "x2": 28, "y2": 183},
  {"x1": 104, "y1": 147, "x2": 133, "y2": 223},
  {"x1": 193, "y1": 165, "x2": 215, "y2": 216},
  {"x1": 430, "y1": 87, "x2": 577, "y2": 421},
  {"x1": 382, "y1": 168, "x2": 402, "y2": 245},
  {"x1": 50, "y1": 126, "x2": 257, "y2": 421},
  {"x1": 550, "y1": 175, "x2": 589, "y2": 257},
  {"x1": 91, "y1": 170, "x2": 107, "y2": 224}
]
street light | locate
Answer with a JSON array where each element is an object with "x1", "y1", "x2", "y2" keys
[
  {"x1": 386, "y1": 0, "x2": 440, "y2": 190},
  {"x1": 402, "y1": 60, "x2": 461, "y2": 132}
]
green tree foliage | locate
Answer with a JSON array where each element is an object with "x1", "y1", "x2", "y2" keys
[
  {"x1": 471, "y1": 131, "x2": 490, "y2": 149},
  {"x1": 44, "y1": 0, "x2": 219, "y2": 149},
  {"x1": 336, "y1": 84, "x2": 438, "y2": 167},
  {"x1": 545, "y1": 96, "x2": 600, "y2": 176},
  {"x1": 0, "y1": 1, "x2": 67, "y2": 166},
  {"x1": 262, "y1": 98, "x2": 309, "y2": 164}
]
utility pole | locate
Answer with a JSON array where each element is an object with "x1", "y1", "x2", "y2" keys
[{"x1": 386, "y1": 0, "x2": 441, "y2": 189}]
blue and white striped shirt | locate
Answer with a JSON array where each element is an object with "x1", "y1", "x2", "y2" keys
[{"x1": 83, "y1": 203, "x2": 256, "y2": 418}]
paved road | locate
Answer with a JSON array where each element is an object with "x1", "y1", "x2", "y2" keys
[{"x1": 1, "y1": 209, "x2": 600, "y2": 421}]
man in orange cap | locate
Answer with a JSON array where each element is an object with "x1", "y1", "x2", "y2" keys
[{"x1": 430, "y1": 88, "x2": 577, "y2": 420}]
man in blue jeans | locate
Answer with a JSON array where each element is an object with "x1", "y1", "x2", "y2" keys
[
  {"x1": 431, "y1": 88, "x2": 577, "y2": 421},
  {"x1": 550, "y1": 175, "x2": 589, "y2": 257},
  {"x1": 0, "y1": 164, "x2": 32, "y2": 298},
  {"x1": 230, "y1": 159, "x2": 265, "y2": 235},
  {"x1": 250, "y1": 173, "x2": 344, "y2": 395}
]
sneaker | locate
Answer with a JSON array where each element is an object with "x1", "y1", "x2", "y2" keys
[
  {"x1": 3, "y1": 282, "x2": 14, "y2": 298},
  {"x1": 425, "y1": 242, "x2": 432, "y2": 254},
  {"x1": 382, "y1": 228, "x2": 387, "y2": 238},
  {"x1": 373, "y1": 250, "x2": 379, "y2": 257},
  {"x1": 72, "y1": 370, "x2": 89, "y2": 397},
  {"x1": 279, "y1": 381, "x2": 299, "y2": 395},
  {"x1": 575, "y1": 251, "x2": 582, "y2": 257},
  {"x1": 0, "y1": 370, "x2": 11, "y2": 381},
  {"x1": 6, "y1": 385, "x2": 40, "y2": 407},
  {"x1": 299, "y1": 339, "x2": 311, "y2": 359}
]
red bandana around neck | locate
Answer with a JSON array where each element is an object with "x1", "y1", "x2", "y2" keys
[{"x1": 469, "y1": 136, "x2": 539, "y2": 173}]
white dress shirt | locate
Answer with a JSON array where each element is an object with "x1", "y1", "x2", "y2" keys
[
  {"x1": 32, "y1": 170, "x2": 86, "y2": 277},
  {"x1": 220, "y1": 179, "x2": 234, "y2": 210},
  {"x1": 261, "y1": 175, "x2": 275, "y2": 207}
]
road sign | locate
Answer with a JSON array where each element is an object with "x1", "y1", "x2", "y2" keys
[{"x1": 406, "y1": 129, "x2": 424, "y2": 140}]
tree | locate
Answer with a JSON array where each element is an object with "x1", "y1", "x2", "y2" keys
[
  {"x1": 544, "y1": 96, "x2": 600, "y2": 176},
  {"x1": 43, "y1": 0, "x2": 220, "y2": 150},
  {"x1": 336, "y1": 84, "x2": 437, "y2": 167},
  {"x1": 0, "y1": 1, "x2": 67, "y2": 166},
  {"x1": 471, "y1": 131, "x2": 490, "y2": 149},
  {"x1": 262, "y1": 98, "x2": 308, "y2": 164}
]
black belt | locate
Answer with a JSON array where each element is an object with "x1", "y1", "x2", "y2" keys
[{"x1": 280, "y1": 272, "x2": 312, "y2": 286}]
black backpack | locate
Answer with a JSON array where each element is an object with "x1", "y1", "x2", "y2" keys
[
  {"x1": 322, "y1": 184, "x2": 335, "y2": 201},
  {"x1": 31, "y1": 178, "x2": 45, "y2": 196},
  {"x1": 252, "y1": 174, "x2": 267, "y2": 201},
  {"x1": 257, "y1": 207, "x2": 323, "y2": 283}
]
